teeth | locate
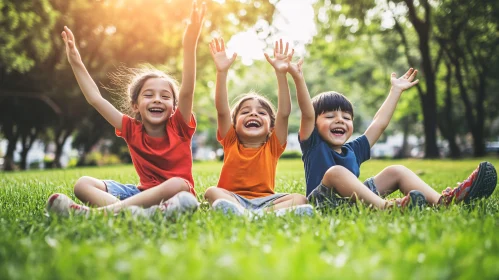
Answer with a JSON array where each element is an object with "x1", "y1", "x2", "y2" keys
[
  {"x1": 149, "y1": 108, "x2": 164, "y2": 112},
  {"x1": 245, "y1": 121, "x2": 260, "y2": 127}
]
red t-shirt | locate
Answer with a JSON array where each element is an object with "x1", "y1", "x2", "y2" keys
[{"x1": 116, "y1": 111, "x2": 196, "y2": 192}]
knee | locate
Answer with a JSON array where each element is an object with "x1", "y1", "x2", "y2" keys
[
  {"x1": 382, "y1": 165, "x2": 409, "y2": 179},
  {"x1": 204, "y1": 186, "x2": 219, "y2": 201},
  {"x1": 323, "y1": 165, "x2": 350, "y2": 186},
  {"x1": 164, "y1": 177, "x2": 190, "y2": 193},
  {"x1": 74, "y1": 176, "x2": 96, "y2": 195}
]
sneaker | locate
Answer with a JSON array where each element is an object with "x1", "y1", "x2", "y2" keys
[
  {"x1": 125, "y1": 205, "x2": 160, "y2": 218},
  {"x1": 274, "y1": 204, "x2": 315, "y2": 217},
  {"x1": 440, "y1": 162, "x2": 497, "y2": 205},
  {"x1": 212, "y1": 199, "x2": 246, "y2": 216},
  {"x1": 388, "y1": 190, "x2": 427, "y2": 210},
  {"x1": 46, "y1": 193, "x2": 90, "y2": 217},
  {"x1": 159, "y1": 191, "x2": 199, "y2": 218}
]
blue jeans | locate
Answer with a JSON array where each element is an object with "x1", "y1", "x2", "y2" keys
[
  {"x1": 231, "y1": 193, "x2": 289, "y2": 211},
  {"x1": 103, "y1": 180, "x2": 141, "y2": 200}
]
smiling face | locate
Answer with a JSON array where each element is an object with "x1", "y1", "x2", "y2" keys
[
  {"x1": 316, "y1": 110, "x2": 354, "y2": 152},
  {"x1": 132, "y1": 77, "x2": 175, "y2": 129},
  {"x1": 233, "y1": 98, "x2": 274, "y2": 144}
]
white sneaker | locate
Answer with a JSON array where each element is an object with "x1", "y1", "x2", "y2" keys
[
  {"x1": 125, "y1": 205, "x2": 160, "y2": 218},
  {"x1": 274, "y1": 204, "x2": 314, "y2": 217},
  {"x1": 46, "y1": 193, "x2": 90, "y2": 217},
  {"x1": 159, "y1": 191, "x2": 199, "y2": 219},
  {"x1": 212, "y1": 199, "x2": 246, "y2": 216}
]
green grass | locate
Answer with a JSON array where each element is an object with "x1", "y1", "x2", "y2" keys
[{"x1": 1, "y1": 158, "x2": 499, "y2": 279}]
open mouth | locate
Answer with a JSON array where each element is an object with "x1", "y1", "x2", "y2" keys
[
  {"x1": 148, "y1": 108, "x2": 165, "y2": 113},
  {"x1": 330, "y1": 128, "x2": 346, "y2": 135},
  {"x1": 245, "y1": 120, "x2": 261, "y2": 128}
]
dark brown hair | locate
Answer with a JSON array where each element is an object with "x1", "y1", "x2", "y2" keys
[{"x1": 311, "y1": 91, "x2": 354, "y2": 120}]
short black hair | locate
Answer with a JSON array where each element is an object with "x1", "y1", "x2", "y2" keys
[{"x1": 311, "y1": 91, "x2": 354, "y2": 120}]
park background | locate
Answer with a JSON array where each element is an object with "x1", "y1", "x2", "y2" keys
[
  {"x1": 1, "y1": 1, "x2": 499, "y2": 279},
  {"x1": 1, "y1": 0, "x2": 499, "y2": 170}
]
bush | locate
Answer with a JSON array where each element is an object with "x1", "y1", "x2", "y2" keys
[{"x1": 280, "y1": 151, "x2": 302, "y2": 159}]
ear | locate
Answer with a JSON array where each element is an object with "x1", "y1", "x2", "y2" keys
[{"x1": 132, "y1": 102, "x2": 139, "y2": 113}]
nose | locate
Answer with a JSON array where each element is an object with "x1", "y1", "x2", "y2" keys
[{"x1": 250, "y1": 110, "x2": 257, "y2": 116}]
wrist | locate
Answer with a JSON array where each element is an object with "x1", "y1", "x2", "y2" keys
[
  {"x1": 275, "y1": 71, "x2": 287, "y2": 78},
  {"x1": 390, "y1": 86, "x2": 403, "y2": 95}
]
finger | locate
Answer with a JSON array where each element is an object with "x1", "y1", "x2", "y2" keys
[
  {"x1": 297, "y1": 58, "x2": 303, "y2": 67},
  {"x1": 264, "y1": 53, "x2": 272, "y2": 64},
  {"x1": 391, "y1": 72, "x2": 397, "y2": 78},
  {"x1": 408, "y1": 69, "x2": 418, "y2": 81},
  {"x1": 221, "y1": 37, "x2": 225, "y2": 51},
  {"x1": 410, "y1": 79, "x2": 420, "y2": 86},
  {"x1": 274, "y1": 41, "x2": 278, "y2": 57},
  {"x1": 199, "y1": 2, "x2": 206, "y2": 22},
  {"x1": 64, "y1": 26, "x2": 75, "y2": 42},
  {"x1": 279, "y1": 38, "x2": 283, "y2": 54},
  {"x1": 215, "y1": 38, "x2": 221, "y2": 52},
  {"x1": 402, "y1": 68, "x2": 413, "y2": 79},
  {"x1": 192, "y1": 1, "x2": 197, "y2": 20},
  {"x1": 284, "y1": 42, "x2": 289, "y2": 56},
  {"x1": 287, "y1": 48, "x2": 294, "y2": 60},
  {"x1": 209, "y1": 42, "x2": 216, "y2": 56},
  {"x1": 61, "y1": 31, "x2": 67, "y2": 43},
  {"x1": 230, "y1": 53, "x2": 238, "y2": 63}
]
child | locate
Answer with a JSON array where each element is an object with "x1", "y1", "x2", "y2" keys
[
  {"x1": 289, "y1": 61, "x2": 497, "y2": 210},
  {"x1": 203, "y1": 38, "x2": 313, "y2": 216},
  {"x1": 46, "y1": 1, "x2": 206, "y2": 217}
]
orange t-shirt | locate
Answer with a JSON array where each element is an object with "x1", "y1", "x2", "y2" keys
[
  {"x1": 216, "y1": 126, "x2": 286, "y2": 198},
  {"x1": 116, "y1": 111, "x2": 196, "y2": 193}
]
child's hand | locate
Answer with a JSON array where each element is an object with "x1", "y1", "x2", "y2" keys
[
  {"x1": 289, "y1": 58, "x2": 304, "y2": 79},
  {"x1": 265, "y1": 39, "x2": 292, "y2": 73},
  {"x1": 209, "y1": 38, "x2": 237, "y2": 73},
  {"x1": 391, "y1": 68, "x2": 419, "y2": 92},
  {"x1": 183, "y1": 1, "x2": 206, "y2": 48},
  {"x1": 61, "y1": 26, "x2": 82, "y2": 65}
]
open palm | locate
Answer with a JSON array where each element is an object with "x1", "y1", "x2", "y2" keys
[
  {"x1": 391, "y1": 68, "x2": 419, "y2": 91},
  {"x1": 183, "y1": 1, "x2": 206, "y2": 48},
  {"x1": 209, "y1": 38, "x2": 237, "y2": 72},
  {"x1": 265, "y1": 39, "x2": 292, "y2": 73}
]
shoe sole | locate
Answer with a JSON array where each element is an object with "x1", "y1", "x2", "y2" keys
[
  {"x1": 465, "y1": 162, "x2": 498, "y2": 204},
  {"x1": 46, "y1": 193, "x2": 70, "y2": 217},
  {"x1": 408, "y1": 190, "x2": 427, "y2": 209}
]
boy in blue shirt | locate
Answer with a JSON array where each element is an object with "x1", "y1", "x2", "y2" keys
[{"x1": 288, "y1": 60, "x2": 497, "y2": 210}]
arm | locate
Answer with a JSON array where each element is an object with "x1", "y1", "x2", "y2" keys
[
  {"x1": 62, "y1": 26, "x2": 123, "y2": 130},
  {"x1": 264, "y1": 39, "x2": 292, "y2": 145},
  {"x1": 209, "y1": 38, "x2": 237, "y2": 139},
  {"x1": 288, "y1": 57, "x2": 315, "y2": 141},
  {"x1": 364, "y1": 68, "x2": 419, "y2": 147},
  {"x1": 177, "y1": 1, "x2": 206, "y2": 124}
]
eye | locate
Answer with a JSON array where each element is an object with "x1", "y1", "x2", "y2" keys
[
  {"x1": 259, "y1": 111, "x2": 266, "y2": 115},
  {"x1": 162, "y1": 95, "x2": 170, "y2": 99},
  {"x1": 343, "y1": 116, "x2": 351, "y2": 120}
]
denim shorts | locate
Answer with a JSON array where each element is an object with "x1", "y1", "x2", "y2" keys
[
  {"x1": 307, "y1": 177, "x2": 380, "y2": 209},
  {"x1": 103, "y1": 180, "x2": 141, "y2": 200},
  {"x1": 231, "y1": 192, "x2": 289, "y2": 211}
]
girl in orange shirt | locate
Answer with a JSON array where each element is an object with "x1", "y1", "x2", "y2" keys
[
  {"x1": 46, "y1": 1, "x2": 206, "y2": 218},
  {"x1": 204, "y1": 38, "x2": 313, "y2": 216}
]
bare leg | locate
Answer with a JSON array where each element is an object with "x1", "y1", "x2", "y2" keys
[
  {"x1": 266, "y1": 194, "x2": 308, "y2": 211},
  {"x1": 98, "y1": 177, "x2": 190, "y2": 213},
  {"x1": 372, "y1": 165, "x2": 441, "y2": 205},
  {"x1": 204, "y1": 187, "x2": 240, "y2": 206},
  {"x1": 322, "y1": 166, "x2": 387, "y2": 209},
  {"x1": 74, "y1": 176, "x2": 120, "y2": 207}
]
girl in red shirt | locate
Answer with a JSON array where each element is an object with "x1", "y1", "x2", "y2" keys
[{"x1": 47, "y1": 1, "x2": 206, "y2": 218}]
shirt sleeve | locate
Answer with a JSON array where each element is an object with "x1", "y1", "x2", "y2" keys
[
  {"x1": 170, "y1": 110, "x2": 196, "y2": 140},
  {"x1": 115, "y1": 114, "x2": 132, "y2": 141},
  {"x1": 299, "y1": 127, "x2": 320, "y2": 154},
  {"x1": 217, "y1": 126, "x2": 237, "y2": 149},
  {"x1": 346, "y1": 135, "x2": 371, "y2": 165},
  {"x1": 269, "y1": 132, "x2": 287, "y2": 157}
]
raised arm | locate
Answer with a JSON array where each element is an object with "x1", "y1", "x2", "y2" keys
[
  {"x1": 288, "y1": 57, "x2": 315, "y2": 141},
  {"x1": 209, "y1": 38, "x2": 237, "y2": 139},
  {"x1": 364, "y1": 68, "x2": 419, "y2": 147},
  {"x1": 178, "y1": 1, "x2": 206, "y2": 123},
  {"x1": 264, "y1": 39, "x2": 292, "y2": 145},
  {"x1": 62, "y1": 26, "x2": 123, "y2": 130}
]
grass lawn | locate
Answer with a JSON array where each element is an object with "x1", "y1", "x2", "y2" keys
[{"x1": 1, "y1": 158, "x2": 498, "y2": 279}]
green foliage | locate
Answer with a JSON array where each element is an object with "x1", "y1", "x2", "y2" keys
[{"x1": 0, "y1": 159, "x2": 498, "y2": 278}]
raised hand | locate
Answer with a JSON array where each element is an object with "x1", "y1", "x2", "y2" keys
[
  {"x1": 61, "y1": 26, "x2": 82, "y2": 65},
  {"x1": 183, "y1": 1, "x2": 206, "y2": 48},
  {"x1": 264, "y1": 39, "x2": 293, "y2": 73},
  {"x1": 209, "y1": 38, "x2": 237, "y2": 73},
  {"x1": 288, "y1": 57, "x2": 304, "y2": 79},
  {"x1": 391, "y1": 68, "x2": 419, "y2": 91}
]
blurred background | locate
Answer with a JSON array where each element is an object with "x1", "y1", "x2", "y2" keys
[{"x1": 1, "y1": 0, "x2": 498, "y2": 171}]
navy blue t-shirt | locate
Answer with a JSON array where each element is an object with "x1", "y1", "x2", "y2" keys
[{"x1": 299, "y1": 128, "x2": 371, "y2": 196}]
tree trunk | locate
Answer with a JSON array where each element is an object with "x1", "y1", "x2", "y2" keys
[
  {"x1": 2, "y1": 120, "x2": 18, "y2": 171},
  {"x1": 439, "y1": 62, "x2": 461, "y2": 158},
  {"x1": 19, "y1": 127, "x2": 39, "y2": 170},
  {"x1": 51, "y1": 126, "x2": 73, "y2": 168}
]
